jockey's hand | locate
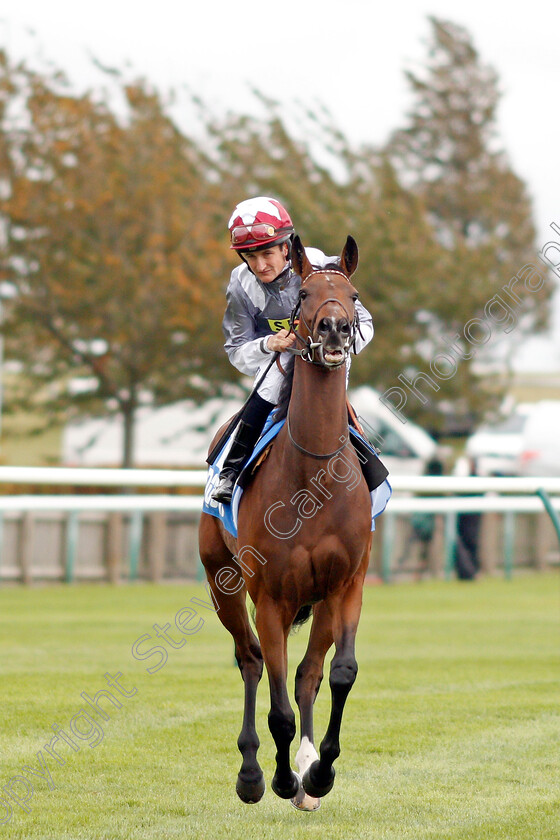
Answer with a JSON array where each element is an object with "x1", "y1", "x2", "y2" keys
[{"x1": 267, "y1": 329, "x2": 297, "y2": 353}]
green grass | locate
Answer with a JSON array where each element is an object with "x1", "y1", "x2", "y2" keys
[{"x1": 0, "y1": 575, "x2": 558, "y2": 839}]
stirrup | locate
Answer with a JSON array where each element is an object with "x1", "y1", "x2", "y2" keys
[{"x1": 212, "y1": 472, "x2": 236, "y2": 504}]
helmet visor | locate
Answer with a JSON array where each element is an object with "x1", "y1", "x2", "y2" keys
[
  {"x1": 231, "y1": 223, "x2": 277, "y2": 246},
  {"x1": 230, "y1": 223, "x2": 294, "y2": 249}
]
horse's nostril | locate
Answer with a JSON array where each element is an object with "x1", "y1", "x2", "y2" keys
[{"x1": 318, "y1": 318, "x2": 331, "y2": 333}]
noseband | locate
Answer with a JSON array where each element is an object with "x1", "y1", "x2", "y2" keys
[{"x1": 287, "y1": 270, "x2": 362, "y2": 367}]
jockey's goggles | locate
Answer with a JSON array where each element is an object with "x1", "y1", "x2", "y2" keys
[{"x1": 230, "y1": 223, "x2": 292, "y2": 247}]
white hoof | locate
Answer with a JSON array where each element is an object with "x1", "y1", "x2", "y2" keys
[
  {"x1": 290, "y1": 775, "x2": 321, "y2": 812},
  {"x1": 292, "y1": 737, "x2": 321, "y2": 810}
]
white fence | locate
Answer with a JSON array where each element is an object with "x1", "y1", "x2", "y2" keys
[
  {"x1": 2, "y1": 467, "x2": 560, "y2": 493},
  {"x1": 0, "y1": 468, "x2": 559, "y2": 584}
]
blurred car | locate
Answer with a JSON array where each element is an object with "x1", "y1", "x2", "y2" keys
[
  {"x1": 348, "y1": 386, "x2": 439, "y2": 476},
  {"x1": 518, "y1": 401, "x2": 560, "y2": 476},
  {"x1": 64, "y1": 386, "x2": 439, "y2": 475},
  {"x1": 465, "y1": 407, "x2": 534, "y2": 477}
]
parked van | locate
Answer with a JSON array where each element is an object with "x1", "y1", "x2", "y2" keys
[
  {"x1": 348, "y1": 386, "x2": 439, "y2": 476},
  {"x1": 518, "y1": 401, "x2": 560, "y2": 476}
]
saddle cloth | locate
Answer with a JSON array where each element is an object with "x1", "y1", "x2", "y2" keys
[{"x1": 202, "y1": 418, "x2": 392, "y2": 539}]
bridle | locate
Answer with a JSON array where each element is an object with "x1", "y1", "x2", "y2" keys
[
  {"x1": 284, "y1": 269, "x2": 363, "y2": 458},
  {"x1": 287, "y1": 270, "x2": 363, "y2": 368}
]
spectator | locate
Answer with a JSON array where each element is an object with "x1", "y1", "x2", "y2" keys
[{"x1": 453, "y1": 457, "x2": 482, "y2": 580}]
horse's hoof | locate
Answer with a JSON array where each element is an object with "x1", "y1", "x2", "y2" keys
[
  {"x1": 271, "y1": 770, "x2": 301, "y2": 800},
  {"x1": 236, "y1": 772, "x2": 265, "y2": 804},
  {"x1": 290, "y1": 775, "x2": 321, "y2": 811},
  {"x1": 302, "y1": 761, "x2": 335, "y2": 798}
]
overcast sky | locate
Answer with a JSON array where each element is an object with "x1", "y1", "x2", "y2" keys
[{"x1": 2, "y1": 0, "x2": 559, "y2": 371}]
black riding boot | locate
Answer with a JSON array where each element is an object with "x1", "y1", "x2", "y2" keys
[{"x1": 212, "y1": 395, "x2": 274, "y2": 504}]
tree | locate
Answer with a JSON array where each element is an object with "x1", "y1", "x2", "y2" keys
[
  {"x1": 0, "y1": 52, "x2": 230, "y2": 466},
  {"x1": 385, "y1": 17, "x2": 552, "y2": 431}
]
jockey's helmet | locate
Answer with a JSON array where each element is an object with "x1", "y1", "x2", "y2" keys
[{"x1": 228, "y1": 196, "x2": 294, "y2": 252}]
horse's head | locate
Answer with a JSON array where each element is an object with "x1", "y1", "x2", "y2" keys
[{"x1": 290, "y1": 235, "x2": 360, "y2": 368}]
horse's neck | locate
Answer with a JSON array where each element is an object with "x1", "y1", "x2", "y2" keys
[{"x1": 287, "y1": 359, "x2": 348, "y2": 460}]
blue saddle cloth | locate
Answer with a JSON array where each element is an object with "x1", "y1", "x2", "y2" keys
[{"x1": 202, "y1": 418, "x2": 392, "y2": 539}]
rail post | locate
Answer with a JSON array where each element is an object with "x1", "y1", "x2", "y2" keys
[
  {"x1": 381, "y1": 512, "x2": 395, "y2": 583},
  {"x1": 503, "y1": 511, "x2": 516, "y2": 580},
  {"x1": 64, "y1": 511, "x2": 79, "y2": 583},
  {"x1": 128, "y1": 510, "x2": 143, "y2": 581},
  {"x1": 443, "y1": 512, "x2": 457, "y2": 580}
]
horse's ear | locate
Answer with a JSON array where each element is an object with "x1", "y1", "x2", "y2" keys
[
  {"x1": 340, "y1": 235, "x2": 359, "y2": 277},
  {"x1": 291, "y1": 234, "x2": 314, "y2": 281}
]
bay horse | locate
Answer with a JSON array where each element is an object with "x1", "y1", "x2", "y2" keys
[{"x1": 198, "y1": 235, "x2": 373, "y2": 810}]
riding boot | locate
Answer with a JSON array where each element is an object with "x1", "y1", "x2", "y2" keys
[
  {"x1": 351, "y1": 431, "x2": 389, "y2": 490},
  {"x1": 347, "y1": 403, "x2": 389, "y2": 491},
  {"x1": 212, "y1": 394, "x2": 274, "y2": 503}
]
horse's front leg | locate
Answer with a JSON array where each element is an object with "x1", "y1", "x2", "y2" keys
[
  {"x1": 302, "y1": 574, "x2": 365, "y2": 799},
  {"x1": 199, "y1": 515, "x2": 265, "y2": 803},
  {"x1": 255, "y1": 598, "x2": 300, "y2": 800},
  {"x1": 292, "y1": 602, "x2": 333, "y2": 811},
  {"x1": 236, "y1": 646, "x2": 265, "y2": 803}
]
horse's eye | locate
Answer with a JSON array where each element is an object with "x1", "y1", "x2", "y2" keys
[
  {"x1": 351, "y1": 293, "x2": 359, "y2": 302},
  {"x1": 299, "y1": 290, "x2": 308, "y2": 300}
]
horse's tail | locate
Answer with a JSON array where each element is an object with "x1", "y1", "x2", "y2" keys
[{"x1": 291, "y1": 604, "x2": 313, "y2": 633}]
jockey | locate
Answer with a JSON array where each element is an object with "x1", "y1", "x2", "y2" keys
[{"x1": 212, "y1": 196, "x2": 374, "y2": 504}]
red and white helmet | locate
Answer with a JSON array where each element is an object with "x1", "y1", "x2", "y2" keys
[{"x1": 228, "y1": 196, "x2": 294, "y2": 251}]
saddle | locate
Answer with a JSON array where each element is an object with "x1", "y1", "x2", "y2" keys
[
  {"x1": 202, "y1": 418, "x2": 391, "y2": 539},
  {"x1": 208, "y1": 401, "x2": 389, "y2": 493},
  {"x1": 235, "y1": 407, "x2": 388, "y2": 493}
]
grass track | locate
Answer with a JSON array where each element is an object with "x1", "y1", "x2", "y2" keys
[{"x1": 0, "y1": 575, "x2": 558, "y2": 839}]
